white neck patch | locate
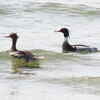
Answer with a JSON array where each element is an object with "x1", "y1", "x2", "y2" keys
[{"x1": 64, "y1": 37, "x2": 68, "y2": 42}]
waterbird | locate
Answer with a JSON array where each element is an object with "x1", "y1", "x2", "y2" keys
[
  {"x1": 4, "y1": 33, "x2": 43, "y2": 62},
  {"x1": 55, "y1": 28, "x2": 98, "y2": 53}
]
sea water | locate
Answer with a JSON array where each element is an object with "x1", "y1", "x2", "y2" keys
[{"x1": 0, "y1": 0, "x2": 100, "y2": 100}]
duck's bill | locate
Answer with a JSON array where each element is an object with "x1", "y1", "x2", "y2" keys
[
  {"x1": 54, "y1": 30, "x2": 60, "y2": 32},
  {"x1": 4, "y1": 36, "x2": 10, "y2": 38}
]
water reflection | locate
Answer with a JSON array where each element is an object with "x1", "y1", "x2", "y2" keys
[{"x1": 10, "y1": 58, "x2": 40, "y2": 74}]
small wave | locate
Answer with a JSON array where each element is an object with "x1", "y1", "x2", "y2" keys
[
  {"x1": 38, "y1": 76, "x2": 100, "y2": 85},
  {"x1": 0, "y1": 49, "x2": 100, "y2": 69},
  {"x1": 38, "y1": 76, "x2": 100, "y2": 95},
  {"x1": 0, "y1": 1, "x2": 100, "y2": 17},
  {"x1": 0, "y1": 49, "x2": 99, "y2": 62},
  {"x1": 0, "y1": 50, "x2": 10, "y2": 60}
]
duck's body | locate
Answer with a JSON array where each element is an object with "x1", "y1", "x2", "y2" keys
[
  {"x1": 55, "y1": 28, "x2": 98, "y2": 53},
  {"x1": 5, "y1": 33, "x2": 42, "y2": 62},
  {"x1": 10, "y1": 50, "x2": 40, "y2": 62}
]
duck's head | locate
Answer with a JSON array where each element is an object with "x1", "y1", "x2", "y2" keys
[
  {"x1": 55, "y1": 28, "x2": 69, "y2": 37},
  {"x1": 4, "y1": 33, "x2": 18, "y2": 39}
]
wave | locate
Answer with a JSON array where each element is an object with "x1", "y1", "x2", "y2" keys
[
  {"x1": 0, "y1": 49, "x2": 81, "y2": 60},
  {"x1": 38, "y1": 76, "x2": 100, "y2": 95},
  {"x1": 0, "y1": 49, "x2": 99, "y2": 61},
  {"x1": 0, "y1": 50, "x2": 10, "y2": 60},
  {"x1": 0, "y1": 49, "x2": 100, "y2": 69},
  {"x1": 0, "y1": 1, "x2": 100, "y2": 18},
  {"x1": 0, "y1": 49, "x2": 89, "y2": 68},
  {"x1": 8, "y1": 0, "x2": 100, "y2": 8},
  {"x1": 39, "y1": 76, "x2": 100, "y2": 85}
]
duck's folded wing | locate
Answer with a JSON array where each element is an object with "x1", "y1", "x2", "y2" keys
[
  {"x1": 73, "y1": 45, "x2": 98, "y2": 52},
  {"x1": 10, "y1": 50, "x2": 42, "y2": 61},
  {"x1": 73, "y1": 44, "x2": 90, "y2": 47},
  {"x1": 10, "y1": 51, "x2": 28, "y2": 58}
]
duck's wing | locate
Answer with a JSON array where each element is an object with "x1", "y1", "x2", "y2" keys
[
  {"x1": 10, "y1": 51, "x2": 26, "y2": 58},
  {"x1": 10, "y1": 50, "x2": 39, "y2": 61},
  {"x1": 73, "y1": 44, "x2": 90, "y2": 47},
  {"x1": 21, "y1": 50, "x2": 39, "y2": 59},
  {"x1": 73, "y1": 45, "x2": 98, "y2": 52}
]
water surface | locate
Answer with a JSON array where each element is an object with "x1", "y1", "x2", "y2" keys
[{"x1": 0, "y1": 0, "x2": 100, "y2": 100}]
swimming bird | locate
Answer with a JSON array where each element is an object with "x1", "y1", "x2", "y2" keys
[
  {"x1": 4, "y1": 33, "x2": 42, "y2": 62},
  {"x1": 55, "y1": 28, "x2": 98, "y2": 53}
]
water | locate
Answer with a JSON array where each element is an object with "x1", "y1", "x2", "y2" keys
[{"x1": 0, "y1": 0, "x2": 100, "y2": 100}]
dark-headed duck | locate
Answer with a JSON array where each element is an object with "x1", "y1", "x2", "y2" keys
[{"x1": 55, "y1": 28, "x2": 98, "y2": 53}]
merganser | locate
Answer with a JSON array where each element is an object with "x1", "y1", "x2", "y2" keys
[
  {"x1": 4, "y1": 33, "x2": 42, "y2": 62},
  {"x1": 55, "y1": 28, "x2": 98, "y2": 53}
]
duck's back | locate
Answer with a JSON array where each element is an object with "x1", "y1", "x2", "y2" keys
[
  {"x1": 10, "y1": 50, "x2": 39, "y2": 61},
  {"x1": 74, "y1": 45, "x2": 98, "y2": 52}
]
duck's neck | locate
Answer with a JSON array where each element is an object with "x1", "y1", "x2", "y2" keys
[
  {"x1": 11, "y1": 38, "x2": 17, "y2": 52},
  {"x1": 62, "y1": 36, "x2": 71, "y2": 51},
  {"x1": 64, "y1": 37, "x2": 69, "y2": 43}
]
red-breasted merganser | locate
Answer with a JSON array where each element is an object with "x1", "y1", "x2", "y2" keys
[
  {"x1": 55, "y1": 28, "x2": 98, "y2": 53},
  {"x1": 4, "y1": 33, "x2": 42, "y2": 62}
]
